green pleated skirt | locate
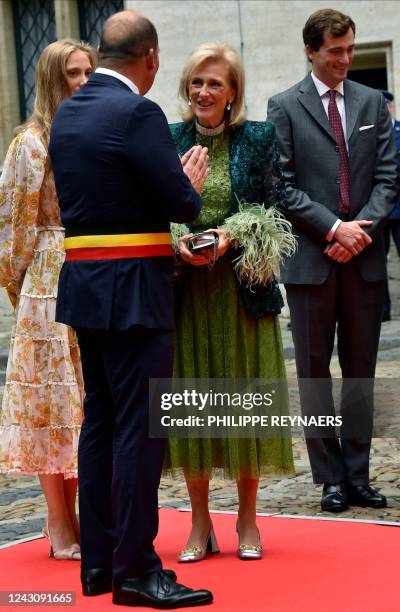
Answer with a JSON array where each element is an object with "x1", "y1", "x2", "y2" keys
[{"x1": 163, "y1": 259, "x2": 295, "y2": 480}]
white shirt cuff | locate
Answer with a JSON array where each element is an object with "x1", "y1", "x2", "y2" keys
[{"x1": 326, "y1": 219, "x2": 342, "y2": 242}]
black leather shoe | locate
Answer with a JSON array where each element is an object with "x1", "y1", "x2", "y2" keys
[
  {"x1": 113, "y1": 570, "x2": 213, "y2": 608},
  {"x1": 347, "y1": 484, "x2": 387, "y2": 508},
  {"x1": 82, "y1": 568, "x2": 177, "y2": 596},
  {"x1": 163, "y1": 569, "x2": 177, "y2": 582},
  {"x1": 321, "y1": 483, "x2": 348, "y2": 512},
  {"x1": 82, "y1": 568, "x2": 112, "y2": 596}
]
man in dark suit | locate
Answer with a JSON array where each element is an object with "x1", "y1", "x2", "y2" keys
[
  {"x1": 50, "y1": 10, "x2": 212, "y2": 608},
  {"x1": 268, "y1": 8, "x2": 399, "y2": 513},
  {"x1": 381, "y1": 90, "x2": 400, "y2": 321}
]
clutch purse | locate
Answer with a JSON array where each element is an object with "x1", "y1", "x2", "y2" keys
[
  {"x1": 188, "y1": 230, "x2": 219, "y2": 268},
  {"x1": 188, "y1": 230, "x2": 219, "y2": 253}
]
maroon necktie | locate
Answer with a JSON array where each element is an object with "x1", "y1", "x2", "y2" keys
[{"x1": 328, "y1": 89, "x2": 350, "y2": 214}]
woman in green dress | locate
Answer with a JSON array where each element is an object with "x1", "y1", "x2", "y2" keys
[{"x1": 165, "y1": 42, "x2": 296, "y2": 561}]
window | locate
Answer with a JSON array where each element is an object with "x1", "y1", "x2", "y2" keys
[
  {"x1": 13, "y1": 0, "x2": 56, "y2": 120},
  {"x1": 78, "y1": 0, "x2": 124, "y2": 47}
]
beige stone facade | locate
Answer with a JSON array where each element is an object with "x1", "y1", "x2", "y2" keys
[
  {"x1": 1, "y1": 1, "x2": 400, "y2": 153},
  {"x1": 0, "y1": 0, "x2": 20, "y2": 161},
  {"x1": 128, "y1": 0, "x2": 400, "y2": 123},
  {"x1": 0, "y1": 0, "x2": 118, "y2": 161}
]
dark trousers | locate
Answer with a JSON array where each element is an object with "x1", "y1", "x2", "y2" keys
[
  {"x1": 383, "y1": 220, "x2": 400, "y2": 317},
  {"x1": 75, "y1": 325, "x2": 173, "y2": 580},
  {"x1": 286, "y1": 260, "x2": 384, "y2": 485}
]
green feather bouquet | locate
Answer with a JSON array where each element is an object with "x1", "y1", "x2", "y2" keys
[{"x1": 221, "y1": 202, "x2": 296, "y2": 288}]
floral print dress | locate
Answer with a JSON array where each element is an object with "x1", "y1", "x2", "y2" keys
[{"x1": 0, "y1": 126, "x2": 83, "y2": 478}]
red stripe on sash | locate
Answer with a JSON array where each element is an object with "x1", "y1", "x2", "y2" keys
[{"x1": 65, "y1": 244, "x2": 174, "y2": 261}]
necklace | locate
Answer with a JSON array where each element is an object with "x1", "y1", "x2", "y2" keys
[{"x1": 195, "y1": 120, "x2": 226, "y2": 136}]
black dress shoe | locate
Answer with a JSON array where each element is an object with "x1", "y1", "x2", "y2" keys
[
  {"x1": 82, "y1": 568, "x2": 177, "y2": 596},
  {"x1": 113, "y1": 570, "x2": 213, "y2": 608},
  {"x1": 347, "y1": 484, "x2": 387, "y2": 508},
  {"x1": 163, "y1": 569, "x2": 177, "y2": 582},
  {"x1": 82, "y1": 568, "x2": 112, "y2": 596},
  {"x1": 321, "y1": 483, "x2": 348, "y2": 512}
]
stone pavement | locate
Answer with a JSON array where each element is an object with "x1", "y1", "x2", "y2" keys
[{"x1": 1, "y1": 285, "x2": 400, "y2": 547}]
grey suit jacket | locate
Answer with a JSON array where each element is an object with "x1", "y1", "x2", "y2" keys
[{"x1": 268, "y1": 74, "x2": 399, "y2": 284}]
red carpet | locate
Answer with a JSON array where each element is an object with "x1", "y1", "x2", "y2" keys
[{"x1": 0, "y1": 509, "x2": 398, "y2": 611}]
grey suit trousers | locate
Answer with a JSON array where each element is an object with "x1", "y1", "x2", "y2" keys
[{"x1": 286, "y1": 260, "x2": 384, "y2": 484}]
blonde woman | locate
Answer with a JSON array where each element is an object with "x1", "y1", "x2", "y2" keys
[
  {"x1": 164, "y1": 43, "x2": 296, "y2": 561},
  {"x1": 0, "y1": 39, "x2": 96, "y2": 559}
]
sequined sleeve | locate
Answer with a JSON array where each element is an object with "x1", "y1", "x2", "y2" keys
[{"x1": 267, "y1": 122, "x2": 287, "y2": 214}]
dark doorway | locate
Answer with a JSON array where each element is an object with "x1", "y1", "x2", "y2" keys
[
  {"x1": 348, "y1": 67, "x2": 387, "y2": 90},
  {"x1": 348, "y1": 48, "x2": 389, "y2": 91}
]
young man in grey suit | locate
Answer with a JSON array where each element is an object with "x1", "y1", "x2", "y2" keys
[{"x1": 268, "y1": 8, "x2": 399, "y2": 512}]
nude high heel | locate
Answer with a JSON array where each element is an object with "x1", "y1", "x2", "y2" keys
[{"x1": 42, "y1": 524, "x2": 81, "y2": 561}]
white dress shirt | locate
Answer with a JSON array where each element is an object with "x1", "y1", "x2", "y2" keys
[
  {"x1": 95, "y1": 67, "x2": 139, "y2": 94},
  {"x1": 310, "y1": 72, "x2": 347, "y2": 240},
  {"x1": 311, "y1": 72, "x2": 347, "y2": 145}
]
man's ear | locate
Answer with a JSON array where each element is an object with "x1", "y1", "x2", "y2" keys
[
  {"x1": 146, "y1": 48, "x2": 157, "y2": 70},
  {"x1": 305, "y1": 44, "x2": 314, "y2": 62}
]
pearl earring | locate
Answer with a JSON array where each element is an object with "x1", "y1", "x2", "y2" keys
[
  {"x1": 226, "y1": 102, "x2": 231, "y2": 111},
  {"x1": 188, "y1": 99, "x2": 191, "y2": 106}
]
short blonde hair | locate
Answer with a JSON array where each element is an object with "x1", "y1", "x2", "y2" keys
[
  {"x1": 178, "y1": 42, "x2": 245, "y2": 128},
  {"x1": 16, "y1": 39, "x2": 97, "y2": 144}
]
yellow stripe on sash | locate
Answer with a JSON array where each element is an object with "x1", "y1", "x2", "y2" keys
[{"x1": 64, "y1": 232, "x2": 172, "y2": 250}]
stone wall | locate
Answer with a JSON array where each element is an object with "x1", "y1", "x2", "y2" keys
[
  {"x1": 0, "y1": 0, "x2": 81, "y2": 161},
  {"x1": 128, "y1": 0, "x2": 400, "y2": 314},
  {"x1": 128, "y1": 0, "x2": 400, "y2": 122},
  {"x1": 0, "y1": 0, "x2": 20, "y2": 161}
]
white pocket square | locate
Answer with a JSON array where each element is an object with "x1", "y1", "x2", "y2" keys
[{"x1": 359, "y1": 125, "x2": 374, "y2": 131}]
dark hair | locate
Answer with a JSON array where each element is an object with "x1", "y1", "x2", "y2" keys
[
  {"x1": 303, "y1": 8, "x2": 355, "y2": 52},
  {"x1": 99, "y1": 15, "x2": 158, "y2": 64},
  {"x1": 381, "y1": 90, "x2": 394, "y2": 102}
]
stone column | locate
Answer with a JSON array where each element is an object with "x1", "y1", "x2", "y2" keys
[
  {"x1": 54, "y1": 0, "x2": 80, "y2": 40},
  {"x1": 0, "y1": 0, "x2": 20, "y2": 162}
]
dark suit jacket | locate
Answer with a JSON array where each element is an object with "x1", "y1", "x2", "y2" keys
[
  {"x1": 170, "y1": 120, "x2": 286, "y2": 317},
  {"x1": 49, "y1": 73, "x2": 201, "y2": 330},
  {"x1": 268, "y1": 75, "x2": 399, "y2": 284},
  {"x1": 390, "y1": 119, "x2": 400, "y2": 219}
]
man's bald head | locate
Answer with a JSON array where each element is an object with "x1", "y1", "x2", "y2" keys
[{"x1": 99, "y1": 10, "x2": 158, "y2": 67}]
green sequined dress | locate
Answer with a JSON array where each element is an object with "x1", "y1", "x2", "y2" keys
[{"x1": 164, "y1": 129, "x2": 294, "y2": 479}]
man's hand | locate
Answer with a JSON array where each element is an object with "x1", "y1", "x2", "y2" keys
[
  {"x1": 334, "y1": 220, "x2": 373, "y2": 255},
  {"x1": 324, "y1": 241, "x2": 353, "y2": 263},
  {"x1": 181, "y1": 146, "x2": 209, "y2": 193}
]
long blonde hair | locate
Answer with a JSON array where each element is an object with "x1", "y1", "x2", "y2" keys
[
  {"x1": 179, "y1": 42, "x2": 245, "y2": 128},
  {"x1": 15, "y1": 39, "x2": 96, "y2": 144}
]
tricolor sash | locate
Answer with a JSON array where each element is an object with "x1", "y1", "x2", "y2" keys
[{"x1": 64, "y1": 232, "x2": 173, "y2": 261}]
